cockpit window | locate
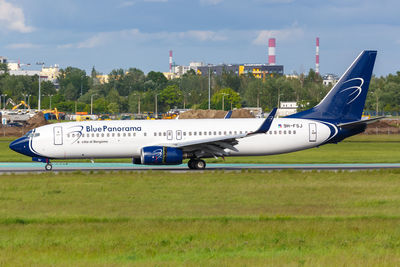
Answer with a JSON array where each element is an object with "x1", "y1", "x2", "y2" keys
[{"x1": 23, "y1": 131, "x2": 40, "y2": 138}]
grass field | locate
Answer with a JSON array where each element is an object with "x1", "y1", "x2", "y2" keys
[
  {"x1": 2, "y1": 134, "x2": 400, "y2": 163},
  {"x1": 1, "y1": 170, "x2": 400, "y2": 265}
]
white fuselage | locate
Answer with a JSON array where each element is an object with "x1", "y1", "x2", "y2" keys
[{"x1": 29, "y1": 118, "x2": 334, "y2": 160}]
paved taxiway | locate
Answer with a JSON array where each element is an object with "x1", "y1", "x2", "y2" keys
[{"x1": 1, "y1": 162, "x2": 400, "y2": 172}]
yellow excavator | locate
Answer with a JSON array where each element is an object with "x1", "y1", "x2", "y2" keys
[{"x1": 5, "y1": 98, "x2": 31, "y2": 110}]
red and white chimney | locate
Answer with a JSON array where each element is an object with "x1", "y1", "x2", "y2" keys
[
  {"x1": 169, "y1": 50, "x2": 173, "y2": 73},
  {"x1": 316, "y1": 37, "x2": 320, "y2": 74},
  {"x1": 268, "y1": 38, "x2": 276, "y2": 65}
]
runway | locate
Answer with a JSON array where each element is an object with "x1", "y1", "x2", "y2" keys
[{"x1": 1, "y1": 162, "x2": 400, "y2": 172}]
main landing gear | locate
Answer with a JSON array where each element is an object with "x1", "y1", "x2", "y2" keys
[{"x1": 188, "y1": 159, "x2": 206, "y2": 170}]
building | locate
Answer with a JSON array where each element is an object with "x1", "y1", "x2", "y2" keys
[
  {"x1": 277, "y1": 101, "x2": 298, "y2": 117},
  {"x1": 96, "y1": 75, "x2": 109, "y2": 84},
  {"x1": 40, "y1": 65, "x2": 60, "y2": 83},
  {"x1": 164, "y1": 61, "x2": 205, "y2": 80},
  {"x1": 197, "y1": 63, "x2": 284, "y2": 78},
  {"x1": 0, "y1": 56, "x2": 7, "y2": 64},
  {"x1": 323, "y1": 74, "x2": 339, "y2": 86}
]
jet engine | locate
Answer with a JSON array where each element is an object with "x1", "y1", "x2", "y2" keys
[{"x1": 140, "y1": 146, "x2": 183, "y2": 165}]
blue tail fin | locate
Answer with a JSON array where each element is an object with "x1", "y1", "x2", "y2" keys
[{"x1": 287, "y1": 50, "x2": 377, "y2": 124}]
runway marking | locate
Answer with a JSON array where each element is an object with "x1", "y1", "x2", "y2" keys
[{"x1": 1, "y1": 162, "x2": 400, "y2": 172}]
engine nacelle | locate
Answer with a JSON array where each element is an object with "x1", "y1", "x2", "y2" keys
[{"x1": 140, "y1": 146, "x2": 183, "y2": 165}]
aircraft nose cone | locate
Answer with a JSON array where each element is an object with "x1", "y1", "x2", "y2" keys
[{"x1": 9, "y1": 137, "x2": 30, "y2": 156}]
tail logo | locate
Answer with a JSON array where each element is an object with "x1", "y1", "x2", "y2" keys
[{"x1": 340, "y1": 78, "x2": 364, "y2": 104}]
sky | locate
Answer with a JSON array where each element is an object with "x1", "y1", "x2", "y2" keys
[{"x1": 1, "y1": 0, "x2": 399, "y2": 76}]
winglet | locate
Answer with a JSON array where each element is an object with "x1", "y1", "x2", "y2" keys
[
  {"x1": 224, "y1": 110, "x2": 233, "y2": 119},
  {"x1": 249, "y1": 108, "x2": 277, "y2": 135}
]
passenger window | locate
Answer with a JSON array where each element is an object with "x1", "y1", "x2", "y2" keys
[
  {"x1": 209, "y1": 131, "x2": 212, "y2": 135},
  {"x1": 189, "y1": 132, "x2": 192, "y2": 136},
  {"x1": 154, "y1": 132, "x2": 157, "y2": 136},
  {"x1": 199, "y1": 132, "x2": 202, "y2": 136},
  {"x1": 194, "y1": 132, "x2": 197, "y2": 136},
  {"x1": 92, "y1": 133, "x2": 95, "y2": 137},
  {"x1": 234, "y1": 131, "x2": 237, "y2": 135},
  {"x1": 101, "y1": 133, "x2": 104, "y2": 137},
  {"x1": 117, "y1": 133, "x2": 120, "y2": 137},
  {"x1": 72, "y1": 134, "x2": 75, "y2": 138},
  {"x1": 218, "y1": 131, "x2": 221, "y2": 135},
  {"x1": 163, "y1": 132, "x2": 166, "y2": 136},
  {"x1": 133, "y1": 132, "x2": 136, "y2": 137},
  {"x1": 144, "y1": 133, "x2": 147, "y2": 136},
  {"x1": 283, "y1": 130, "x2": 286, "y2": 135},
  {"x1": 288, "y1": 130, "x2": 291, "y2": 134},
  {"x1": 214, "y1": 131, "x2": 217, "y2": 135},
  {"x1": 274, "y1": 131, "x2": 277, "y2": 135},
  {"x1": 112, "y1": 133, "x2": 115, "y2": 137},
  {"x1": 229, "y1": 131, "x2": 232, "y2": 135},
  {"x1": 240, "y1": 131, "x2": 242, "y2": 134},
  {"x1": 204, "y1": 132, "x2": 207, "y2": 135},
  {"x1": 293, "y1": 130, "x2": 296, "y2": 134},
  {"x1": 279, "y1": 131, "x2": 282, "y2": 135},
  {"x1": 123, "y1": 133, "x2": 126, "y2": 137},
  {"x1": 107, "y1": 133, "x2": 110, "y2": 137},
  {"x1": 183, "y1": 132, "x2": 186, "y2": 136}
]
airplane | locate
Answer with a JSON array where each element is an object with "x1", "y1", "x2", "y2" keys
[{"x1": 10, "y1": 50, "x2": 380, "y2": 171}]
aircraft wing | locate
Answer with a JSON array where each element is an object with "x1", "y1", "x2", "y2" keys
[{"x1": 156, "y1": 108, "x2": 277, "y2": 158}]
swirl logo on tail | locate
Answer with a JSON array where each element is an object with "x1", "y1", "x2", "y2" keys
[{"x1": 340, "y1": 78, "x2": 364, "y2": 104}]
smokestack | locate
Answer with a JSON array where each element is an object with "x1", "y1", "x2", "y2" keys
[
  {"x1": 169, "y1": 50, "x2": 173, "y2": 73},
  {"x1": 316, "y1": 37, "x2": 320, "y2": 74},
  {"x1": 268, "y1": 38, "x2": 276, "y2": 65}
]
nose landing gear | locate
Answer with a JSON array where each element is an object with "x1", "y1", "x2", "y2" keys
[
  {"x1": 188, "y1": 159, "x2": 206, "y2": 170},
  {"x1": 45, "y1": 163, "x2": 53, "y2": 171}
]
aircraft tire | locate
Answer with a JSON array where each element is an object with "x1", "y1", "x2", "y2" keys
[
  {"x1": 45, "y1": 163, "x2": 53, "y2": 171},
  {"x1": 188, "y1": 159, "x2": 195, "y2": 169},
  {"x1": 193, "y1": 159, "x2": 206, "y2": 170}
]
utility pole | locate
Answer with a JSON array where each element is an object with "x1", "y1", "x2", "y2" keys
[
  {"x1": 48, "y1": 95, "x2": 53, "y2": 110},
  {"x1": 91, "y1": 94, "x2": 97, "y2": 115},
  {"x1": 155, "y1": 94, "x2": 158, "y2": 118},
  {"x1": 36, "y1": 62, "x2": 45, "y2": 111},
  {"x1": 208, "y1": 65, "x2": 211, "y2": 109}
]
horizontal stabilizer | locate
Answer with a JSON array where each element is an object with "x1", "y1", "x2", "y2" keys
[{"x1": 337, "y1": 116, "x2": 385, "y2": 128}]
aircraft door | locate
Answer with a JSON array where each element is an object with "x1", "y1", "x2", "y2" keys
[
  {"x1": 167, "y1": 130, "x2": 173, "y2": 140},
  {"x1": 309, "y1": 123, "x2": 317, "y2": 142},
  {"x1": 53, "y1": 126, "x2": 63, "y2": 145},
  {"x1": 176, "y1": 130, "x2": 182, "y2": 140}
]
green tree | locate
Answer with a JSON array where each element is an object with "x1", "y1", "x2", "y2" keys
[
  {"x1": 212, "y1": 88, "x2": 241, "y2": 110},
  {"x1": 160, "y1": 85, "x2": 183, "y2": 111}
]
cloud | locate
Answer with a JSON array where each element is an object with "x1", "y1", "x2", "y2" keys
[
  {"x1": 200, "y1": 0, "x2": 223, "y2": 5},
  {"x1": 252, "y1": 27, "x2": 304, "y2": 45},
  {"x1": 6, "y1": 43, "x2": 40, "y2": 49},
  {"x1": 0, "y1": 0, "x2": 34, "y2": 33},
  {"x1": 117, "y1": 0, "x2": 167, "y2": 7},
  {"x1": 118, "y1": 1, "x2": 136, "y2": 7},
  {"x1": 60, "y1": 28, "x2": 227, "y2": 49}
]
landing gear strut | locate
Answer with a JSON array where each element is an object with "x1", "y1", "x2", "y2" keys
[{"x1": 188, "y1": 159, "x2": 206, "y2": 170}]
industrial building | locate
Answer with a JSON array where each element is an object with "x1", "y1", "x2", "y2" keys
[
  {"x1": 166, "y1": 38, "x2": 284, "y2": 79},
  {"x1": 197, "y1": 63, "x2": 284, "y2": 78}
]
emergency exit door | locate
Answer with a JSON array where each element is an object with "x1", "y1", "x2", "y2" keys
[
  {"x1": 309, "y1": 123, "x2": 317, "y2": 142},
  {"x1": 53, "y1": 126, "x2": 63, "y2": 145}
]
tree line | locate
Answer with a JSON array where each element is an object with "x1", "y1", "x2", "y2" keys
[{"x1": 0, "y1": 62, "x2": 399, "y2": 115}]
